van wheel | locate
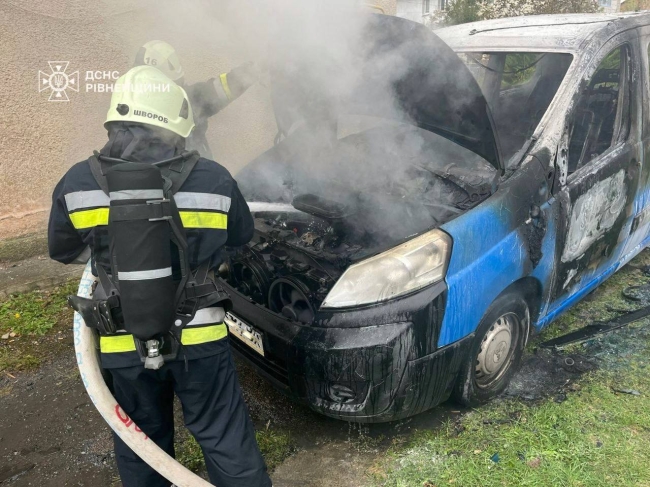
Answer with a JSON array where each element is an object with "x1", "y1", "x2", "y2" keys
[{"x1": 452, "y1": 293, "x2": 529, "y2": 407}]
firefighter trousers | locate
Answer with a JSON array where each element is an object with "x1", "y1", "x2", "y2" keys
[{"x1": 108, "y1": 349, "x2": 272, "y2": 487}]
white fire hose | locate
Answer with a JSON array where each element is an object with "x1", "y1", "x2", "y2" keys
[{"x1": 73, "y1": 262, "x2": 212, "y2": 486}]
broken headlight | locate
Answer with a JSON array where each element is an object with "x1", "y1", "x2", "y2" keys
[{"x1": 321, "y1": 229, "x2": 451, "y2": 308}]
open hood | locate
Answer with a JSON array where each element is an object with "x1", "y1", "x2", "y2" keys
[{"x1": 270, "y1": 14, "x2": 503, "y2": 172}]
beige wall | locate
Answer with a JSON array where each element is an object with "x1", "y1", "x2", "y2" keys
[
  {"x1": 367, "y1": 0, "x2": 398, "y2": 15},
  {"x1": 621, "y1": 0, "x2": 650, "y2": 10},
  {"x1": 0, "y1": 0, "x2": 278, "y2": 241},
  {"x1": 602, "y1": 0, "x2": 622, "y2": 12},
  {"x1": 0, "y1": 0, "x2": 396, "y2": 247}
]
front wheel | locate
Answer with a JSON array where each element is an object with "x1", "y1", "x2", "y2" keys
[{"x1": 452, "y1": 293, "x2": 530, "y2": 407}]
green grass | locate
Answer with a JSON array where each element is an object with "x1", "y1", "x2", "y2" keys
[
  {"x1": 255, "y1": 428, "x2": 295, "y2": 470},
  {"x1": 374, "y1": 252, "x2": 650, "y2": 487},
  {"x1": 375, "y1": 365, "x2": 650, "y2": 487},
  {"x1": 0, "y1": 347, "x2": 40, "y2": 373},
  {"x1": 0, "y1": 280, "x2": 77, "y2": 372},
  {"x1": 0, "y1": 280, "x2": 77, "y2": 336},
  {"x1": 176, "y1": 433, "x2": 206, "y2": 473},
  {"x1": 176, "y1": 427, "x2": 294, "y2": 474}
]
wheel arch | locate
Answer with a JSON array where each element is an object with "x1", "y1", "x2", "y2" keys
[
  {"x1": 489, "y1": 276, "x2": 542, "y2": 340},
  {"x1": 451, "y1": 276, "x2": 539, "y2": 406},
  {"x1": 502, "y1": 277, "x2": 542, "y2": 320}
]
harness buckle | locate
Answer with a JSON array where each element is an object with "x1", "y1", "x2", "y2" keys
[{"x1": 147, "y1": 199, "x2": 172, "y2": 222}]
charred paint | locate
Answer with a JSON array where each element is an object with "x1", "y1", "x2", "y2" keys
[
  {"x1": 438, "y1": 156, "x2": 547, "y2": 346},
  {"x1": 223, "y1": 13, "x2": 650, "y2": 422},
  {"x1": 561, "y1": 169, "x2": 627, "y2": 263},
  {"x1": 221, "y1": 274, "x2": 453, "y2": 421}
]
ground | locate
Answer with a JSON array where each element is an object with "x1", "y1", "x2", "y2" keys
[{"x1": 1, "y1": 250, "x2": 649, "y2": 486}]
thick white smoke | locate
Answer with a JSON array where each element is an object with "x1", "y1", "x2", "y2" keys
[{"x1": 120, "y1": 0, "x2": 493, "y2": 244}]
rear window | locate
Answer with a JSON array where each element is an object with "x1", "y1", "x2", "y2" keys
[{"x1": 458, "y1": 52, "x2": 573, "y2": 164}]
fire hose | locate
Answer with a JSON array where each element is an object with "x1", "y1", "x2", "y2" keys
[{"x1": 72, "y1": 262, "x2": 212, "y2": 487}]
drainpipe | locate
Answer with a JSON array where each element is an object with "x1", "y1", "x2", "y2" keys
[{"x1": 73, "y1": 262, "x2": 212, "y2": 487}]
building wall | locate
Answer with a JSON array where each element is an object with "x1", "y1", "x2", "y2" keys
[
  {"x1": 396, "y1": 0, "x2": 445, "y2": 24},
  {"x1": 367, "y1": 0, "x2": 398, "y2": 15},
  {"x1": 0, "y1": 0, "x2": 399, "y2": 256},
  {"x1": 396, "y1": 0, "x2": 425, "y2": 22},
  {"x1": 621, "y1": 0, "x2": 650, "y2": 10},
  {"x1": 600, "y1": 0, "x2": 622, "y2": 12},
  {"x1": 0, "y1": 0, "x2": 278, "y2": 246}
]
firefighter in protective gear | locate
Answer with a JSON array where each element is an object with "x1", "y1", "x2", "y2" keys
[
  {"x1": 135, "y1": 40, "x2": 259, "y2": 159},
  {"x1": 48, "y1": 66, "x2": 272, "y2": 487}
]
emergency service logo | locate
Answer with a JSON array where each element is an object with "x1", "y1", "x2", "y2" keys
[{"x1": 38, "y1": 61, "x2": 79, "y2": 102}]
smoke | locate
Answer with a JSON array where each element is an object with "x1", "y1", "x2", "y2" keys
[{"x1": 125, "y1": 0, "x2": 496, "y2": 246}]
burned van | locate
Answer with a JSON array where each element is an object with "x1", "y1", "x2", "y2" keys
[{"x1": 220, "y1": 13, "x2": 650, "y2": 422}]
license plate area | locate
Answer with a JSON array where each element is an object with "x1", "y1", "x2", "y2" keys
[{"x1": 225, "y1": 312, "x2": 265, "y2": 357}]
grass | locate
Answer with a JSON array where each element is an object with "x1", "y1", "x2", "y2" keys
[
  {"x1": 0, "y1": 348, "x2": 41, "y2": 373},
  {"x1": 373, "y1": 251, "x2": 650, "y2": 487},
  {"x1": 176, "y1": 433, "x2": 206, "y2": 473},
  {"x1": 176, "y1": 427, "x2": 294, "y2": 474},
  {"x1": 0, "y1": 280, "x2": 77, "y2": 372},
  {"x1": 375, "y1": 366, "x2": 650, "y2": 487},
  {"x1": 0, "y1": 280, "x2": 77, "y2": 336},
  {"x1": 255, "y1": 428, "x2": 295, "y2": 470}
]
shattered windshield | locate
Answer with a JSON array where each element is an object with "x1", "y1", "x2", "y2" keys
[{"x1": 458, "y1": 52, "x2": 573, "y2": 164}]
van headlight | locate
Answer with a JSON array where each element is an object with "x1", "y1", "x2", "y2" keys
[{"x1": 321, "y1": 229, "x2": 452, "y2": 309}]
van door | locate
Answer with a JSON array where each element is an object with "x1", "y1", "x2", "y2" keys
[{"x1": 553, "y1": 36, "x2": 642, "y2": 299}]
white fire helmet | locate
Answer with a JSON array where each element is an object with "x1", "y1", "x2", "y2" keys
[
  {"x1": 135, "y1": 40, "x2": 184, "y2": 81},
  {"x1": 105, "y1": 66, "x2": 195, "y2": 138}
]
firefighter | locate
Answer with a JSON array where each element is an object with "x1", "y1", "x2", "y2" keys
[
  {"x1": 48, "y1": 66, "x2": 272, "y2": 487},
  {"x1": 134, "y1": 39, "x2": 259, "y2": 159}
]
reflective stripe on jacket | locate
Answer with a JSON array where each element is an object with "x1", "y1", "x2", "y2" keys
[
  {"x1": 99, "y1": 307, "x2": 229, "y2": 368},
  {"x1": 49, "y1": 157, "x2": 253, "y2": 271},
  {"x1": 100, "y1": 307, "x2": 228, "y2": 353},
  {"x1": 48, "y1": 157, "x2": 254, "y2": 367},
  {"x1": 64, "y1": 189, "x2": 232, "y2": 230}
]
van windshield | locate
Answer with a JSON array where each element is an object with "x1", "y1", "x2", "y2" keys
[{"x1": 458, "y1": 52, "x2": 573, "y2": 164}]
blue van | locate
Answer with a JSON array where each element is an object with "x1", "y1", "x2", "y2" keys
[{"x1": 220, "y1": 13, "x2": 650, "y2": 422}]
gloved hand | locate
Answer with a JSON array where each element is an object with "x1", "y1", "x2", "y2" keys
[{"x1": 224, "y1": 62, "x2": 261, "y2": 98}]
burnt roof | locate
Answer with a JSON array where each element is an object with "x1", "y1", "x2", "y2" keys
[{"x1": 437, "y1": 12, "x2": 650, "y2": 52}]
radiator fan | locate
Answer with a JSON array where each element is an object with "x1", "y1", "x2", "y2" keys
[
  {"x1": 268, "y1": 277, "x2": 315, "y2": 324},
  {"x1": 230, "y1": 259, "x2": 271, "y2": 305}
]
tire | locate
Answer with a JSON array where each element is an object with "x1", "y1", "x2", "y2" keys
[{"x1": 452, "y1": 292, "x2": 530, "y2": 407}]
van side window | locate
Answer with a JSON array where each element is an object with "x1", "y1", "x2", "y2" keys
[{"x1": 567, "y1": 45, "x2": 631, "y2": 174}]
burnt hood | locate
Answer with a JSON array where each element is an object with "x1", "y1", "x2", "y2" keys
[{"x1": 270, "y1": 14, "x2": 502, "y2": 172}]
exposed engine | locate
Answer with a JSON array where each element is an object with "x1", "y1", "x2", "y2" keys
[
  {"x1": 222, "y1": 197, "x2": 366, "y2": 324},
  {"x1": 224, "y1": 124, "x2": 500, "y2": 324}
]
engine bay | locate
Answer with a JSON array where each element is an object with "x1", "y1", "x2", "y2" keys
[
  {"x1": 222, "y1": 206, "x2": 355, "y2": 324},
  {"x1": 224, "y1": 124, "x2": 500, "y2": 324}
]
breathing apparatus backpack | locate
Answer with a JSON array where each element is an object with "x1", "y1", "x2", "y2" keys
[{"x1": 68, "y1": 150, "x2": 231, "y2": 369}]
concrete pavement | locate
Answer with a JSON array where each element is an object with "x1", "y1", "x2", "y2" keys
[{"x1": 0, "y1": 255, "x2": 84, "y2": 298}]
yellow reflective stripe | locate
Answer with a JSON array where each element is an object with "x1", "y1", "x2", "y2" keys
[
  {"x1": 68, "y1": 208, "x2": 226, "y2": 229},
  {"x1": 220, "y1": 73, "x2": 233, "y2": 101},
  {"x1": 99, "y1": 324, "x2": 227, "y2": 353},
  {"x1": 100, "y1": 334, "x2": 136, "y2": 353},
  {"x1": 179, "y1": 211, "x2": 228, "y2": 229},
  {"x1": 69, "y1": 208, "x2": 109, "y2": 229},
  {"x1": 181, "y1": 324, "x2": 228, "y2": 346}
]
